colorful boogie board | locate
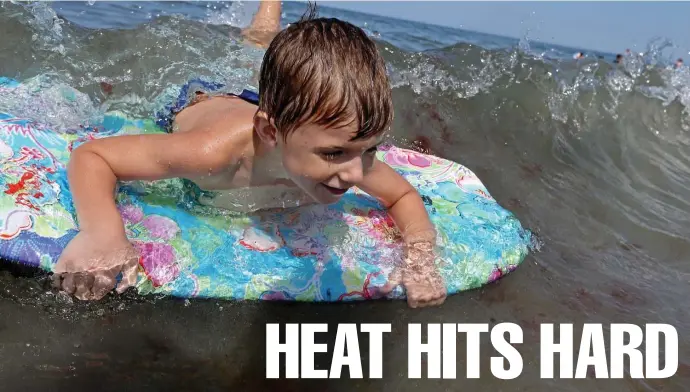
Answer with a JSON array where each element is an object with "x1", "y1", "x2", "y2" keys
[{"x1": 0, "y1": 77, "x2": 531, "y2": 301}]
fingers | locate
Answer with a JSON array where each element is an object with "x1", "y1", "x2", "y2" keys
[
  {"x1": 51, "y1": 272, "x2": 63, "y2": 290},
  {"x1": 52, "y1": 258, "x2": 136, "y2": 300},
  {"x1": 116, "y1": 256, "x2": 140, "y2": 294},
  {"x1": 405, "y1": 283, "x2": 430, "y2": 309},
  {"x1": 424, "y1": 286, "x2": 448, "y2": 307},
  {"x1": 379, "y1": 267, "x2": 403, "y2": 296},
  {"x1": 60, "y1": 273, "x2": 77, "y2": 295},
  {"x1": 52, "y1": 243, "x2": 140, "y2": 300},
  {"x1": 54, "y1": 267, "x2": 125, "y2": 301},
  {"x1": 407, "y1": 288, "x2": 446, "y2": 308},
  {"x1": 54, "y1": 268, "x2": 127, "y2": 300},
  {"x1": 55, "y1": 272, "x2": 93, "y2": 300},
  {"x1": 404, "y1": 274, "x2": 447, "y2": 308},
  {"x1": 92, "y1": 269, "x2": 118, "y2": 300},
  {"x1": 73, "y1": 273, "x2": 95, "y2": 301}
]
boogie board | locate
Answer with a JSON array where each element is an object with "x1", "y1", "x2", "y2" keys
[{"x1": 0, "y1": 77, "x2": 531, "y2": 301}]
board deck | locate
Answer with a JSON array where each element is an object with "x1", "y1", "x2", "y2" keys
[{"x1": 0, "y1": 77, "x2": 531, "y2": 301}]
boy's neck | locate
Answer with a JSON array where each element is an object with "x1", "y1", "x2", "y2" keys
[{"x1": 250, "y1": 129, "x2": 291, "y2": 186}]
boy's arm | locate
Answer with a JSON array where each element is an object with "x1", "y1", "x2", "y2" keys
[
  {"x1": 68, "y1": 129, "x2": 239, "y2": 237},
  {"x1": 356, "y1": 159, "x2": 436, "y2": 244},
  {"x1": 357, "y1": 158, "x2": 446, "y2": 307}
]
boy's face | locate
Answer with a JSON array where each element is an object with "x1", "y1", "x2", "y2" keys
[{"x1": 277, "y1": 121, "x2": 383, "y2": 204}]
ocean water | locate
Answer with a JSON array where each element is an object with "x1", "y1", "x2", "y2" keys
[{"x1": 1, "y1": 1, "x2": 689, "y2": 391}]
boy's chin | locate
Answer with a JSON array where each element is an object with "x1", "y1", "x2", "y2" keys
[
  {"x1": 308, "y1": 186, "x2": 345, "y2": 204},
  {"x1": 311, "y1": 193, "x2": 343, "y2": 205}
]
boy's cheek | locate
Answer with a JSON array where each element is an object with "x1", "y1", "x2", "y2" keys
[{"x1": 284, "y1": 153, "x2": 329, "y2": 180}]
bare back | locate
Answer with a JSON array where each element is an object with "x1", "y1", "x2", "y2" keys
[
  {"x1": 170, "y1": 95, "x2": 311, "y2": 212},
  {"x1": 172, "y1": 95, "x2": 256, "y2": 136}
]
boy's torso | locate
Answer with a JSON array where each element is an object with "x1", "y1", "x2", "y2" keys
[{"x1": 171, "y1": 95, "x2": 312, "y2": 212}]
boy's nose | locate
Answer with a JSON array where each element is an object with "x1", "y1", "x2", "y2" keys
[{"x1": 338, "y1": 158, "x2": 364, "y2": 184}]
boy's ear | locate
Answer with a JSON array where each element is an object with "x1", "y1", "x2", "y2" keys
[{"x1": 253, "y1": 111, "x2": 278, "y2": 146}]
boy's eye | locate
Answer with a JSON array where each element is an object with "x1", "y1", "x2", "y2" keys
[
  {"x1": 321, "y1": 150, "x2": 344, "y2": 160},
  {"x1": 320, "y1": 145, "x2": 378, "y2": 161},
  {"x1": 365, "y1": 145, "x2": 378, "y2": 154}
]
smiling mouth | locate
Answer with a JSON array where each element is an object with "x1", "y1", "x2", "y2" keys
[{"x1": 322, "y1": 184, "x2": 349, "y2": 195}]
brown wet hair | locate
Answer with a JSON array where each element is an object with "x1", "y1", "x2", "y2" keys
[{"x1": 257, "y1": 3, "x2": 393, "y2": 141}]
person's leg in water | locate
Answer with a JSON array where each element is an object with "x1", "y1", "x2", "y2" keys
[
  {"x1": 241, "y1": 0, "x2": 283, "y2": 48},
  {"x1": 155, "y1": 0, "x2": 283, "y2": 131}
]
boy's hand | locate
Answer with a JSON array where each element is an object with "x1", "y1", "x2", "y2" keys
[
  {"x1": 355, "y1": 158, "x2": 447, "y2": 307},
  {"x1": 52, "y1": 232, "x2": 139, "y2": 301},
  {"x1": 380, "y1": 241, "x2": 447, "y2": 308}
]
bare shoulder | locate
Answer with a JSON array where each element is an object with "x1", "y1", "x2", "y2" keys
[
  {"x1": 168, "y1": 97, "x2": 257, "y2": 171},
  {"x1": 173, "y1": 96, "x2": 256, "y2": 136},
  {"x1": 176, "y1": 96, "x2": 255, "y2": 139}
]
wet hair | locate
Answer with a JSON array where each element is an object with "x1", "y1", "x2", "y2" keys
[{"x1": 257, "y1": 3, "x2": 393, "y2": 141}]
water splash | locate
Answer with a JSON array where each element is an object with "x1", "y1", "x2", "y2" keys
[
  {"x1": 23, "y1": 1, "x2": 67, "y2": 55},
  {"x1": 205, "y1": 0, "x2": 252, "y2": 27},
  {"x1": 0, "y1": 74, "x2": 102, "y2": 132}
]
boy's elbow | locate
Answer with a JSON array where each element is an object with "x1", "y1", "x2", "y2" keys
[
  {"x1": 68, "y1": 142, "x2": 114, "y2": 178},
  {"x1": 383, "y1": 183, "x2": 419, "y2": 210},
  {"x1": 69, "y1": 142, "x2": 100, "y2": 167},
  {"x1": 68, "y1": 143, "x2": 91, "y2": 168},
  {"x1": 71, "y1": 139, "x2": 102, "y2": 160}
]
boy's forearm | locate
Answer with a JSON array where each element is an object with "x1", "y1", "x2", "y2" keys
[
  {"x1": 388, "y1": 188, "x2": 437, "y2": 245},
  {"x1": 68, "y1": 147, "x2": 127, "y2": 239}
]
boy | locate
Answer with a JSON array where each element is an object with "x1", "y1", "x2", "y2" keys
[{"x1": 53, "y1": 3, "x2": 446, "y2": 308}]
